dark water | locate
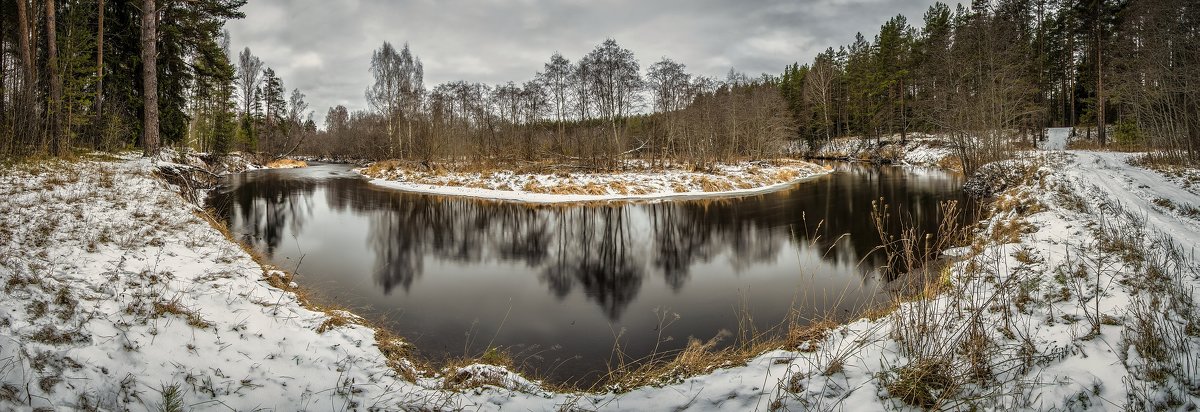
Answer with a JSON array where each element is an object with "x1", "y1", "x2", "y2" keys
[{"x1": 207, "y1": 162, "x2": 968, "y2": 385}]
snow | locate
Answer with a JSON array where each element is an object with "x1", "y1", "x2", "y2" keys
[
  {"x1": 0, "y1": 157, "x2": 460, "y2": 410},
  {"x1": 1066, "y1": 150, "x2": 1200, "y2": 252},
  {"x1": 806, "y1": 134, "x2": 961, "y2": 170},
  {"x1": 1043, "y1": 127, "x2": 1070, "y2": 151},
  {"x1": 900, "y1": 139, "x2": 957, "y2": 169},
  {"x1": 3, "y1": 133, "x2": 1200, "y2": 410},
  {"x1": 359, "y1": 161, "x2": 834, "y2": 203}
]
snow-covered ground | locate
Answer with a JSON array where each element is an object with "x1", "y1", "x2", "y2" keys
[
  {"x1": 2, "y1": 134, "x2": 1199, "y2": 410},
  {"x1": 358, "y1": 160, "x2": 833, "y2": 203},
  {"x1": 0, "y1": 157, "x2": 462, "y2": 410},
  {"x1": 1042, "y1": 127, "x2": 1070, "y2": 151}
]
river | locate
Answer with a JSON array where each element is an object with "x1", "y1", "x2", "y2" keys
[{"x1": 206, "y1": 162, "x2": 969, "y2": 385}]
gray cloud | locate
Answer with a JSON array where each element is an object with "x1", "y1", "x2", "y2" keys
[{"x1": 225, "y1": 0, "x2": 936, "y2": 125}]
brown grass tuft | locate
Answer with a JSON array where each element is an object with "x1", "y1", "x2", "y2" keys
[
  {"x1": 153, "y1": 299, "x2": 213, "y2": 329},
  {"x1": 266, "y1": 159, "x2": 308, "y2": 169}
]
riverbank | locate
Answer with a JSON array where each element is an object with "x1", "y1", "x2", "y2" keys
[
  {"x1": 0, "y1": 155, "x2": 457, "y2": 410},
  {"x1": 803, "y1": 134, "x2": 963, "y2": 171},
  {"x1": 357, "y1": 159, "x2": 833, "y2": 203},
  {"x1": 1, "y1": 146, "x2": 1197, "y2": 410}
]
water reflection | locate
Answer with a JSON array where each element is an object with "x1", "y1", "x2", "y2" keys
[{"x1": 208, "y1": 163, "x2": 968, "y2": 383}]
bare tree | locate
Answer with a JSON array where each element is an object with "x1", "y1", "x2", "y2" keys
[
  {"x1": 366, "y1": 42, "x2": 424, "y2": 158},
  {"x1": 269, "y1": 88, "x2": 309, "y2": 157},
  {"x1": 805, "y1": 49, "x2": 836, "y2": 140},
  {"x1": 237, "y1": 47, "x2": 263, "y2": 121},
  {"x1": 521, "y1": 79, "x2": 548, "y2": 160},
  {"x1": 647, "y1": 58, "x2": 690, "y2": 159},
  {"x1": 325, "y1": 105, "x2": 349, "y2": 134},
  {"x1": 538, "y1": 52, "x2": 572, "y2": 152},
  {"x1": 580, "y1": 39, "x2": 642, "y2": 163}
]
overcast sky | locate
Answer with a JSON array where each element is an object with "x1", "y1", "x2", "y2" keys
[{"x1": 226, "y1": 0, "x2": 936, "y2": 125}]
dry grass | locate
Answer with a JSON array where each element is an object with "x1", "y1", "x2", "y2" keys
[
  {"x1": 884, "y1": 358, "x2": 955, "y2": 408},
  {"x1": 1065, "y1": 138, "x2": 1144, "y2": 152},
  {"x1": 601, "y1": 297, "x2": 873, "y2": 394},
  {"x1": 29, "y1": 326, "x2": 84, "y2": 345},
  {"x1": 376, "y1": 329, "x2": 421, "y2": 382},
  {"x1": 1129, "y1": 151, "x2": 1190, "y2": 165},
  {"x1": 360, "y1": 159, "x2": 404, "y2": 176},
  {"x1": 265, "y1": 158, "x2": 308, "y2": 169},
  {"x1": 866, "y1": 164, "x2": 1056, "y2": 409},
  {"x1": 787, "y1": 319, "x2": 840, "y2": 352},
  {"x1": 315, "y1": 310, "x2": 362, "y2": 333},
  {"x1": 937, "y1": 155, "x2": 964, "y2": 173},
  {"x1": 153, "y1": 299, "x2": 213, "y2": 329}
]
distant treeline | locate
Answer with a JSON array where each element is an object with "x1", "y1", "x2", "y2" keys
[
  {"x1": 1, "y1": 0, "x2": 1195, "y2": 172},
  {"x1": 302, "y1": 40, "x2": 792, "y2": 169},
  {"x1": 777, "y1": 0, "x2": 1198, "y2": 171},
  {"x1": 303, "y1": 0, "x2": 1197, "y2": 172}
]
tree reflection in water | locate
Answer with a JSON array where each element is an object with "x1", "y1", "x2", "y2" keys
[
  {"x1": 208, "y1": 162, "x2": 970, "y2": 382},
  {"x1": 212, "y1": 163, "x2": 967, "y2": 318}
]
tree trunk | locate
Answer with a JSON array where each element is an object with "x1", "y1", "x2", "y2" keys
[
  {"x1": 96, "y1": 0, "x2": 105, "y2": 129},
  {"x1": 899, "y1": 77, "x2": 907, "y2": 143},
  {"x1": 1094, "y1": 0, "x2": 1106, "y2": 146},
  {"x1": 1096, "y1": 46, "x2": 1106, "y2": 146},
  {"x1": 141, "y1": 0, "x2": 159, "y2": 155},
  {"x1": 47, "y1": 0, "x2": 63, "y2": 155},
  {"x1": 0, "y1": 4, "x2": 6, "y2": 148},
  {"x1": 1189, "y1": 95, "x2": 1199, "y2": 163},
  {"x1": 15, "y1": 0, "x2": 34, "y2": 151}
]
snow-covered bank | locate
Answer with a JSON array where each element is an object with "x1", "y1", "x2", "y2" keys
[
  {"x1": 151, "y1": 148, "x2": 266, "y2": 175},
  {"x1": 358, "y1": 160, "x2": 833, "y2": 203},
  {"x1": 3, "y1": 146, "x2": 1198, "y2": 410},
  {"x1": 803, "y1": 134, "x2": 962, "y2": 171},
  {"x1": 0, "y1": 157, "x2": 500, "y2": 410},
  {"x1": 151, "y1": 148, "x2": 311, "y2": 175}
]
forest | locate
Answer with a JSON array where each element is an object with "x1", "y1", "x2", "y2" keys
[
  {"x1": 0, "y1": 0, "x2": 1196, "y2": 174},
  {"x1": 0, "y1": 0, "x2": 312, "y2": 160}
]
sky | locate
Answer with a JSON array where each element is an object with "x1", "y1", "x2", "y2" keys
[{"x1": 226, "y1": 0, "x2": 937, "y2": 126}]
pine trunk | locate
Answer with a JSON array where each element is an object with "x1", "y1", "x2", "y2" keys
[
  {"x1": 47, "y1": 0, "x2": 63, "y2": 155},
  {"x1": 141, "y1": 0, "x2": 159, "y2": 155},
  {"x1": 96, "y1": 0, "x2": 105, "y2": 123},
  {"x1": 15, "y1": 0, "x2": 34, "y2": 151},
  {"x1": 1095, "y1": 0, "x2": 1106, "y2": 146},
  {"x1": 1096, "y1": 48, "x2": 1106, "y2": 146},
  {"x1": 0, "y1": 3, "x2": 6, "y2": 145},
  {"x1": 899, "y1": 77, "x2": 906, "y2": 143}
]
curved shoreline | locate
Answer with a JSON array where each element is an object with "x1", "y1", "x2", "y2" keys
[{"x1": 356, "y1": 165, "x2": 836, "y2": 204}]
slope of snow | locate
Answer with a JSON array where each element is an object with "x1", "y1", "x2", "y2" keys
[
  {"x1": 806, "y1": 134, "x2": 961, "y2": 171},
  {"x1": 900, "y1": 139, "x2": 958, "y2": 169},
  {"x1": 0, "y1": 158, "x2": 461, "y2": 410}
]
